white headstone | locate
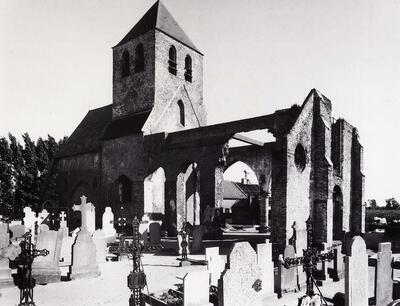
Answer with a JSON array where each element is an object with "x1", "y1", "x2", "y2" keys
[
  {"x1": 59, "y1": 211, "x2": 68, "y2": 236},
  {"x1": 257, "y1": 241, "x2": 274, "y2": 297},
  {"x1": 23, "y1": 207, "x2": 36, "y2": 229},
  {"x1": 218, "y1": 242, "x2": 263, "y2": 306},
  {"x1": 92, "y1": 229, "x2": 107, "y2": 263},
  {"x1": 345, "y1": 236, "x2": 368, "y2": 306},
  {"x1": 102, "y1": 207, "x2": 116, "y2": 239},
  {"x1": 32, "y1": 227, "x2": 63, "y2": 284},
  {"x1": 0, "y1": 223, "x2": 14, "y2": 288},
  {"x1": 376, "y1": 242, "x2": 392, "y2": 306},
  {"x1": 87, "y1": 204, "x2": 96, "y2": 235},
  {"x1": 184, "y1": 270, "x2": 213, "y2": 306}
]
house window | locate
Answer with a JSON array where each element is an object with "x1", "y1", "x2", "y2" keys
[
  {"x1": 168, "y1": 46, "x2": 177, "y2": 75},
  {"x1": 121, "y1": 50, "x2": 130, "y2": 77},
  {"x1": 294, "y1": 144, "x2": 306, "y2": 172},
  {"x1": 178, "y1": 100, "x2": 185, "y2": 126},
  {"x1": 184, "y1": 55, "x2": 192, "y2": 82},
  {"x1": 135, "y1": 43, "x2": 144, "y2": 73}
]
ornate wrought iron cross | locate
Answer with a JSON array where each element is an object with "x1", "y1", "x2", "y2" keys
[
  {"x1": 109, "y1": 217, "x2": 162, "y2": 306},
  {"x1": 12, "y1": 232, "x2": 49, "y2": 306},
  {"x1": 280, "y1": 218, "x2": 334, "y2": 304}
]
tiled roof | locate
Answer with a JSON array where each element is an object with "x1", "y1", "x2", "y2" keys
[{"x1": 115, "y1": 1, "x2": 201, "y2": 54}]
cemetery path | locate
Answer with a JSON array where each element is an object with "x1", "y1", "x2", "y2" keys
[{"x1": 0, "y1": 253, "x2": 375, "y2": 306}]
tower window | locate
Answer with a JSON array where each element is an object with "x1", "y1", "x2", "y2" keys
[
  {"x1": 178, "y1": 100, "x2": 185, "y2": 126},
  {"x1": 184, "y1": 55, "x2": 192, "y2": 82},
  {"x1": 121, "y1": 50, "x2": 130, "y2": 77},
  {"x1": 135, "y1": 43, "x2": 145, "y2": 73},
  {"x1": 168, "y1": 46, "x2": 177, "y2": 75}
]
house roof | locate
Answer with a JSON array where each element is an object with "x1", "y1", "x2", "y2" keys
[
  {"x1": 115, "y1": 1, "x2": 201, "y2": 54},
  {"x1": 223, "y1": 181, "x2": 247, "y2": 200},
  {"x1": 57, "y1": 104, "x2": 113, "y2": 158},
  {"x1": 57, "y1": 106, "x2": 150, "y2": 158}
]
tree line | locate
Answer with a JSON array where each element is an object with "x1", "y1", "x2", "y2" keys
[
  {"x1": 368, "y1": 198, "x2": 400, "y2": 210},
  {"x1": 0, "y1": 133, "x2": 67, "y2": 219}
]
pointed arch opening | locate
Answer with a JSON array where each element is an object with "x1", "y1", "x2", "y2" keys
[
  {"x1": 135, "y1": 43, "x2": 145, "y2": 72},
  {"x1": 223, "y1": 161, "x2": 260, "y2": 225},
  {"x1": 121, "y1": 49, "x2": 130, "y2": 77},
  {"x1": 168, "y1": 45, "x2": 177, "y2": 75},
  {"x1": 333, "y1": 185, "x2": 343, "y2": 240},
  {"x1": 176, "y1": 162, "x2": 200, "y2": 230},
  {"x1": 117, "y1": 175, "x2": 132, "y2": 203},
  {"x1": 184, "y1": 55, "x2": 192, "y2": 82},
  {"x1": 144, "y1": 167, "x2": 166, "y2": 220},
  {"x1": 177, "y1": 100, "x2": 185, "y2": 126}
]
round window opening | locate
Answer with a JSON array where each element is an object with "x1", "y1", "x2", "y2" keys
[{"x1": 295, "y1": 144, "x2": 306, "y2": 171}]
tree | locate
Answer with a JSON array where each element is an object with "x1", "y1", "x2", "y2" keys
[
  {"x1": 0, "y1": 137, "x2": 13, "y2": 216},
  {"x1": 9, "y1": 133, "x2": 24, "y2": 218},
  {"x1": 368, "y1": 199, "x2": 378, "y2": 209},
  {"x1": 385, "y1": 197, "x2": 400, "y2": 210}
]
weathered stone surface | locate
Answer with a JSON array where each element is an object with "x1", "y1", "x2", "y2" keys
[
  {"x1": 149, "y1": 222, "x2": 161, "y2": 245},
  {"x1": 102, "y1": 207, "x2": 116, "y2": 240},
  {"x1": 257, "y1": 241, "x2": 274, "y2": 297},
  {"x1": 32, "y1": 228, "x2": 63, "y2": 284},
  {"x1": 191, "y1": 225, "x2": 204, "y2": 254},
  {"x1": 278, "y1": 245, "x2": 298, "y2": 295},
  {"x1": 183, "y1": 270, "x2": 212, "y2": 306},
  {"x1": 9, "y1": 224, "x2": 25, "y2": 240},
  {"x1": 218, "y1": 242, "x2": 263, "y2": 306},
  {"x1": 376, "y1": 242, "x2": 393, "y2": 306},
  {"x1": 205, "y1": 246, "x2": 226, "y2": 286},
  {"x1": 70, "y1": 229, "x2": 100, "y2": 279},
  {"x1": 345, "y1": 236, "x2": 368, "y2": 306},
  {"x1": 92, "y1": 230, "x2": 107, "y2": 263},
  {"x1": 59, "y1": 235, "x2": 74, "y2": 266},
  {"x1": 0, "y1": 223, "x2": 13, "y2": 288}
]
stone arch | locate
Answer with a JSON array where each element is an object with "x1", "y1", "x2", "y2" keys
[
  {"x1": 176, "y1": 162, "x2": 200, "y2": 230},
  {"x1": 333, "y1": 185, "x2": 343, "y2": 240},
  {"x1": 144, "y1": 167, "x2": 166, "y2": 220},
  {"x1": 223, "y1": 161, "x2": 260, "y2": 225},
  {"x1": 41, "y1": 200, "x2": 55, "y2": 211}
]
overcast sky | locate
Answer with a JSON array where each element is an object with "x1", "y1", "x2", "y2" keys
[{"x1": 1, "y1": 0, "x2": 399, "y2": 205}]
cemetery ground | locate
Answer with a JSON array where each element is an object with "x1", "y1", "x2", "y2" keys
[{"x1": 0, "y1": 245, "x2": 381, "y2": 306}]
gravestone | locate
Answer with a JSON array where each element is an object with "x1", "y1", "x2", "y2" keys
[
  {"x1": 345, "y1": 236, "x2": 368, "y2": 306},
  {"x1": 102, "y1": 207, "x2": 116, "y2": 240},
  {"x1": 59, "y1": 234, "x2": 74, "y2": 266},
  {"x1": 92, "y1": 230, "x2": 107, "y2": 263},
  {"x1": 87, "y1": 205, "x2": 96, "y2": 235},
  {"x1": 218, "y1": 242, "x2": 263, "y2": 306},
  {"x1": 376, "y1": 242, "x2": 393, "y2": 306},
  {"x1": 0, "y1": 223, "x2": 14, "y2": 288},
  {"x1": 149, "y1": 222, "x2": 161, "y2": 245},
  {"x1": 257, "y1": 242, "x2": 274, "y2": 297},
  {"x1": 9, "y1": 224, "x2": 26, "y2": 241},
  {"x1": 206, "y1": 247, "x2": 219, "y2": 264},
  {"x1": 278, "y1": 245, "x2": 298, "y2": 295},
  {"x1": 72, "y1": 227, "x2": 80, "y2": 241},
  {"x1": 139, "y1": 215, "x2": 150, "y2": 244},
  {"x1": 70, "y1": 195, "x2": 100, "y2": 279},
  {"x1": 184, "y1": 270, "x2": 213, "y2": 306},
  {"x1": 23, "y1": 207, "x2": 37, "y2": 232},
  {"x1": 59, "y1": 211, "x2": 69, "y2": 236},
  {"x1": 191, "y1": 225, "x2": 205, "y2": 254},
  {"x1": 32, "y1": 227, "x2": 63, "y2": 284},
  {"x1": 38, "y1": 209, "x2": 49, "y2": 224},
  {"x1": 208, "y1": 252, "x2": 226, "y2": 286}
]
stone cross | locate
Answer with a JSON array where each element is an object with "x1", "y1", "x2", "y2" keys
[
  {"x1": 72, "y1": 195, "x2": 92, "y2": 231},
  {"x1": 60, "y1": 211, "x2": 67, "y2": 224}
]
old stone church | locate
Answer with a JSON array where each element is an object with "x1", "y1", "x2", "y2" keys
[{"x1": 53, "y1": 1, "x2": 365, "y2": 253}]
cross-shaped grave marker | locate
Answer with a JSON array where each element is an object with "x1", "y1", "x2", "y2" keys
[
  {"x1": 59, "y1": 211, "x2": 67, "y2": 227},
  {"x1": 72, "y1": 195, "x2": 94, "y2": 231},
  {"x1": 279, "y1": 218, "x2": 334, "y2": 305}
]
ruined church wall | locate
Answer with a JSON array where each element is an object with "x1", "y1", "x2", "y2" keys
[{"x1": 285, "y1": 97, "x2": 314, "y2": 253}]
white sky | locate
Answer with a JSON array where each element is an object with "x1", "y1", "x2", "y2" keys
[{"x1": 1, "y1": 0, "x2": 399, "y2": 205}]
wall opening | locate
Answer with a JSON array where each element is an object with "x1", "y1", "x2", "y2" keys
[{"x1": 333, "y1": 185, "x2": 343, "y2": 240}]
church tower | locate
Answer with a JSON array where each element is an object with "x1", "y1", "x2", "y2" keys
[{"x1": 112, "y1": 1, "x2": 207, "y2": 134}]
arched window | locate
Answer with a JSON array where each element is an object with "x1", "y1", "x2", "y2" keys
[
  {"x1": 178, "y1": 100, "x2": 185, "y2": 126},
  {"x1": 117, "y1": 175, "x2": 132, "y2": 203},
  {"x1": 135, "y1": 43, "x2": 144, "y2": 73},
  {"x1": 121, "y1": 50, "x2": 130, "y2": 77},
  {"x1": 184, "y1": 55, "x2": 192, "y2": 82},
  {"x1": 168, "y1": 46, "x2": 177, "y2": 75}
]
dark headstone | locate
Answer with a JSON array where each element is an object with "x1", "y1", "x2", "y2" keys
[
  {"x1": 149, "y1": 222, "x2": 161, "y2": 245},
  {"x1": 333, "y1": 292, "x2": 345, "y2": 306}
]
